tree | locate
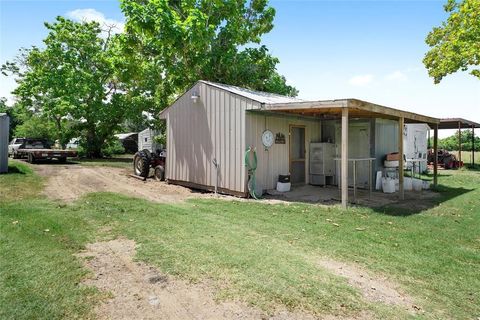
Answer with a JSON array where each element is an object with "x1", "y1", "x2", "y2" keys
[
  {"x1": 2, "y1": 17, "x2": 134, "y2": 157},
  {"x1": 434, "y1": 129, "x2": 480, "y2": 151},
  {"x1": 0, "y1": 98, "x2": 20, "y2": 138},
  {"x1": 423, "y1": 0, "x2": 480, "y2": 83},
  {"x1": 119, "y1": 0, "x2": 297, "y2": 116}
]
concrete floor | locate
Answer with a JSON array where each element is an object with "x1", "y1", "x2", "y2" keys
[{"x1": 265, "y1": 184, "x2": 439, "y2": 208}]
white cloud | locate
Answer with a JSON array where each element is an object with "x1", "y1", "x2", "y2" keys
[
  {"x1": 386, "y1": 70, "x2": 408, "y2": 82},
  {"x1": 348, "y1": 74, "x2": 374, "y2": 87},
  {"x1": 66, "y1": 9, "x2": 124, "y2": 34}
]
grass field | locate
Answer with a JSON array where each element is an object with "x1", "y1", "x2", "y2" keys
[
  {"x1": 1, "y1": 161, "x2": 479, "y2": 319},
  {"x1": 450, "y1": 150, "x2": 480, "y2": 165},
  {"x1": 74, "y1": 154, "x2": 133, "y2": 169}
]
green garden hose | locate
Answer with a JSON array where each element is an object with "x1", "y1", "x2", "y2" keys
[{"x1": 245, "y1": 147, "x2": 259, "y2": 199}]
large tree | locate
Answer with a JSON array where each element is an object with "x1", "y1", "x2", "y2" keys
[
  {"x1": 119, "y1": 0, "x2": 297, "y2": 116},
  {"x1": 423, "y1": 0, "x2": 480, "y2": 83},
  {"x1": 2, "y1": 17, "x2": 134, "y2": 157}
]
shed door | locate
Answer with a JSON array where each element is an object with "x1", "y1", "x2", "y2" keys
[
  {"x1": 289, "y1": 126, "x2": 306, "y2": 184},
  {"x1": 348, "y1": 124, "x2": 370, "y2": 187},
  {"x1": 335, "y1": 122, "x2": 371, "y2": 187}
]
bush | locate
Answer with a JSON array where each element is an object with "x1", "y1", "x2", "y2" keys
[{"x1": 102, "y1": 139, "x2": 125, "y2": 157}]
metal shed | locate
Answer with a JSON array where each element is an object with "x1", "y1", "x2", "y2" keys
[
  {"x1": 160, "y1": 81, "x2": 439, "y2": 207},
  {"x1": 138, "y1": 128, "x2": 160, "y2": 152},
  {"x1": 0, "y1": 113, "x2": 10, "y2": 173}
]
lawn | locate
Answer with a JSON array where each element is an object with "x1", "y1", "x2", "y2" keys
[
  {"x1": 0, "y1": 162, "x2": 479, "y2": 319},
  {"x1": 74, "y1": 154, "x2": 133, "y2": 169}
]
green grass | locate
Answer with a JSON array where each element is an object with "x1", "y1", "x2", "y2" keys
[
  {"x1": 74, "y1": 155, "x2": 133, "y2": 169},
  {"x1": 1, "y1": 162, "x2": 479, "y2": 319}
]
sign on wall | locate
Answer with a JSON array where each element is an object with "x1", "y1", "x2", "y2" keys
[{"x1": 275, "y1": 133, "x2": 286, "y2": 144}]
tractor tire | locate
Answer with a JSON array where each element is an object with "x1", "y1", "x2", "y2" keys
[
  {"x1": 154, "y1": 165, "x2": 165, "y2": 181},
  {"x1": 28, "y1": 153, "x2": 36, "y2": 164},
  {"x1": 133, "y1": 151, "x2": 150, "y2": 178}
]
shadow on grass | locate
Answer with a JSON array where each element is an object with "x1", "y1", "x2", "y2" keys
[
  {"x1": 4, "y1": 165, "x2": 28, "y2": 174},
  {"x1": 373, "y1": 184, "x2": 474, "y2": 216}
]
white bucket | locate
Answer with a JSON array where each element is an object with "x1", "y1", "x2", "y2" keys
[
  {"x1": 412, "y1": 178, "x2": 423, "y2": 191},
  {"x1": 422, "y1": 180, "x2": 430, "y2": 190},
  {"x1": 375, "y1": 171, "x2": 382, "y2": 190},
  {"x1": 382, "y1": 177, "x2": 396, "y2": 193},
  {"x1": 276, "y1": 182, "x2": 291, "y2": 192},
  {"x1": 404, "y1": 177, "x2": 413, "y2": 191}
]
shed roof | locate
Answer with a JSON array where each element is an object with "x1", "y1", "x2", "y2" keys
[
  {"x1": 261, "y1": 98, "x2": 439, "y2": 126},
  {"x1": 114, "y1": 132, "x2": 137, "y2": 140},
  {"x1": 438, "y1": 118, "x2": 480, "y2": 129},
  {"x1": 200, "y1": 80, "x2": 303, "y2": 104},
  {"x1": 160, "y1": 80, "x2": 439, "y2": 125}
]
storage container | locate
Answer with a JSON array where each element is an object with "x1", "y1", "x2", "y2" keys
[
  {"x1": 412, "y1": 178, "x2": 423, "y2": 191},
  {"x1": 276, "y1": 182, "x2": 291, "y2": 192},
  {"x1": 382, "y1": 177, "x2": 396, "y2": 193}
]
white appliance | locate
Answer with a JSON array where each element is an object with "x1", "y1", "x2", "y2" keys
[{"x1": 309, "y1": 143, "x2": 335, "y2": 186}]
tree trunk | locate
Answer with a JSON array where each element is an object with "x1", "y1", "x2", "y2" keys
[{"x1": 85, "y1": 127, "x2": 104, "y2": 158}]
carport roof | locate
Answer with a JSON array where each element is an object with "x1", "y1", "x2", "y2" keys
[
  {"x1": 261, "y1": 98, "x2": 439, "y2": 125},
  {"x1": 438, "y1": 118, "x2": 480, "y2": 129}
]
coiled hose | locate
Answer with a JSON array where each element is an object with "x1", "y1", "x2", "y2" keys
[{"x1": 245, "y1": 147, "x2": 259, "y2": 199}]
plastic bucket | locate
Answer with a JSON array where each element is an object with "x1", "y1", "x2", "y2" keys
[
  {"x1": 412, "y1": 178, "x2": 423, "y2": 191},
  {"x1": 422, "y1": 180, "x2": 430, "y2": 190},
  {"x1": 404, "y1": 177, "x2": 413, "y2": 191},
  {"x1": 382, "y1": 178, "x2": 396, "y2": 193}
]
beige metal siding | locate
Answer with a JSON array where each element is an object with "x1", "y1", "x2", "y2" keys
[
  {"x1": 165, "y1": 82, "x2": 258, "y2": 194},
  {"x1": 0, "y1": 114, "x2": 9, "y2": 173},
  {"x1": 245, "y1": 113, "x2": 321, "y2": 191}
]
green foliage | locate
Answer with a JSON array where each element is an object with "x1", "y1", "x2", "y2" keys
[
  {"x1": 102, "y1": 138, "x2": 126, "y2": 157},
  {"x1": 119, "y1": 0, "x2": 298, "y2": 116},
  {"x1": 14, "y1": 116, "x2": 57, "y2": 141},
  {"x1": 0, "y1": 98, "x2": 21, "y2": 138},
  {"x1": 431, "y1": 129, "x2": 480, "y2": 151},
  {"x1": 153, "y1": 133, "x2": 166, "y2": 147},
  {"x1": 1, "y1": 17, "x2": 134, "y2": 156},
  {"x1": 423, "y1": 0, "x2": 480, "y2": 83}
]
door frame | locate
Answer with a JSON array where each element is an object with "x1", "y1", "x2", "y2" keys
[{"x1": 289, "y1": 124, "x2": 306, "y2": 184}]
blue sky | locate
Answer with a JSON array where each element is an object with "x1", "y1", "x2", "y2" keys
[{"x1": 1, "y1": 0, "x2": 479, "y2": 137}]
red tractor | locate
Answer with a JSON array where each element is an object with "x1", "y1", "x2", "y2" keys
[
  {"x1": 428, "y1": 149, "x2": 463, "y2": 169},
  {"x1": 133, "y1": 149, "x2": 166, "y2": 181}
]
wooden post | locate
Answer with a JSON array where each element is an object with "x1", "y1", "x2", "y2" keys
[
  {"x1": 433, "y1": 123, "x2": 438, "y2": 187},
  {"x1": 458, "y1": 121, "x2": 462, "y2": 162},
  {"x1": 341, "y1": 107, "x2": 349, "y2": 209},
  {"x1": 473, "y1": 125, "x2": 475, "y2": 167},
  {"x1": 398, "y1": 117, "x2": 404, "y2": 200}
]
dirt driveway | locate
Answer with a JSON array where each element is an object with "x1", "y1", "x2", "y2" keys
[{"x1": 34, "y1": 162, "x2": 203, "y2": 203}]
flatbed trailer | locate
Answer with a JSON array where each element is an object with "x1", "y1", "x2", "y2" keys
[{"x1": 19, "y1": 148, "x2": 78, "y2": 163}]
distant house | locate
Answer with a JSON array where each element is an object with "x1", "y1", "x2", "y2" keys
[{"x1": 114, "y1": 132, "x2": 138, "y2": 154}]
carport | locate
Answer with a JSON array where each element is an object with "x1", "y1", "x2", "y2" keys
[
  {"x1": 262, "y1": 99, "x2": 440, "y2": 208},
  {"x1": 438, "y1": 118, "x2": 480, "y2": 166}
]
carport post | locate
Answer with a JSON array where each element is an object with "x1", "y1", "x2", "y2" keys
[
  {"x1": 433, "y1": 123, "x2": 438, "y2": 187},
  {"x1": 398, "y1": 117, "x2": 404, "y2": 200},
  {"x1": 341, "y1": 107, "x2": 349, "y2": 209},
  {"x1": 458, "y1": 121, "x2": 462, "y2": 162},
  {"x1": 472, "y1": 125, "x2": 475, "y2": 167}
]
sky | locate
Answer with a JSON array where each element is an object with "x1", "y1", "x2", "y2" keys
[{"x1": 1, "y1": 0, "x2": 479, "y2": 138}]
